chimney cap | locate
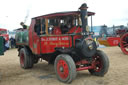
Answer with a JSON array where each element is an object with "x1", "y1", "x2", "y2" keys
[{"x1": 79, "y1": 3, "x2": 88, "y2": 9}]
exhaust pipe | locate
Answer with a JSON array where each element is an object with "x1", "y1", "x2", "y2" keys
[{"x1": 79, "y1": 3, "x2": 88, "y2": 33}]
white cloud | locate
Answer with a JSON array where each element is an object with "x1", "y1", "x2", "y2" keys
[{"x1": 0, "y1": 0, "x2": 127, "y2": 30}]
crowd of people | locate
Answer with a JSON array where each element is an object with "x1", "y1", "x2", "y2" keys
[{"x1": 3, "y1": 36, "x2": 16, "y2": 52}]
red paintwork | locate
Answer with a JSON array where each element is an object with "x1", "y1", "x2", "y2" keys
[
  {"x1": 57, "y1": 59, "x2": 69, "y2": 79},
  {"x1": 0, "y1": 28, "x2": 9, "y2": 41},
  {"x1": 68, "y1": 26, "x2": 82, "y2": 45},
  {"x1": 40, "y1": 36, "x2": 72, "y2": 53},
  {"x1": 29, "y1": 29, "x2": 82, "y2": 54},
  {"x1": 99, "y1": 37, "x2": 121, "y2": 46},
  {"x1": 68, "y1": 26, "x2": 82, "y2": 34},
  {"x1": 107, "y1": 37, "x2": 120, "y2": 46}
]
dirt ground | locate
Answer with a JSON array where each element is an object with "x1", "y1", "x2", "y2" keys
[{"x1": 0, "y1": 47, "x2": 128, "y2": 85}]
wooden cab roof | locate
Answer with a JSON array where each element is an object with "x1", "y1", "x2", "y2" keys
[{"x1": 33, "y1": 11, "x2": 95, "y2": 19}]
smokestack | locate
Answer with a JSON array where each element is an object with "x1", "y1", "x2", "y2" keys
[{"x1": 79, "y1": 3, "x2": 88, "y2": 33}]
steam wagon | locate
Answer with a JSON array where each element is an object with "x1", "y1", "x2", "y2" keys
[
  {"x1": 16, "y1": 3, "x2": 109, "y2": 83},
  {"x1": 119, "y1": 31, "x2": 128, "y2": 54}
]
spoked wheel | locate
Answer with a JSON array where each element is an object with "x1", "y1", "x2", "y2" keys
[
  {"x1": 54, "y1": 54, "x2": 77, "y2": 83},
  {"x1": 20, "y1": 48, "x2": 33, "y2": 69},
  {"x1": 120, "y1": 33, "x2": 128, "y2": 55},
  {"x1": 88, "y1": 50, "x2": 109, "y2": 76}
]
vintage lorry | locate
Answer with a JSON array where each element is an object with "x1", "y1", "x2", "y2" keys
[
  {"x1": 0, "y1": 28, "x2": 9, "y2": 41},
  {"x1": 15, "y1": 3, "x2": 109, "y2": 83}
]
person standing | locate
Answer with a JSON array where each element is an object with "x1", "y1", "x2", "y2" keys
[
  {"x1": 3, "y1": 37, "x2": 6, "y2": 52},
  {"x1": 20, "y1": 22, "x2": 27, "y2": 30},
  {"x1": 10, "y1": 37, "x2": 15, "y2": 48},
  {"x1": 5, "y1": 40, "x2": 9, "y2": 50}
]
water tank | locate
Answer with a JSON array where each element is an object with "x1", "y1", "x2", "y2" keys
[{"x1": 15, "y1": 30, "x2": 29, "y2": 44}]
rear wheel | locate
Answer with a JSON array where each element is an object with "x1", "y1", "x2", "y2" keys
[
  {"x1": 88, "y1": 50, "x2": 109, "y2": 76},
  {"x1": 20, "y1": 48, "x2": 33, "y2": 69},
  {"x1": 54, "y1": 54, "x2": 77, "y2": 83}
]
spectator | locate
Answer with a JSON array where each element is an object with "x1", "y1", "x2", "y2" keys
[
  {"x1": 5, "y1": 41, "x2": 9, "y2": 50},
  {"x1": 102, "y1": 33, "x2": 107, "y2": 40},
  {"x1": 10, "y1": 37, "x2": 15, "y2": 48},
  {"x1": 3, "y1": 37, "x2": 6, "y2": 52}
]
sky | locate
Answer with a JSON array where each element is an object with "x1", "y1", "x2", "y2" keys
[{"x1": 0, "y1": 0, "x2": 128, "y2": 31}]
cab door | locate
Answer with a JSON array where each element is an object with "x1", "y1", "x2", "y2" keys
[
  {"x1": 32, "y1": 31, "x2": 41, "y2": 54},
  {"x1": 30, "y1": 19, "x2": 41, "y2": 54},
  {"x1": 32, "y1": 18, "x2": 46, "y2": 54}
]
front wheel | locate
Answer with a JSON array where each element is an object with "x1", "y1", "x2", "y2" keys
[
  {"x1": 88, "y1": 50, "x2": 109, "y2": 76},
  {"x1": 54, "y1": 54, "x2": 77, "y2": 83}
]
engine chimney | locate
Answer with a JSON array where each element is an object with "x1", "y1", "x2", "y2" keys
[{"x1": 79, "y1": 3, "x2": 88, "y2": 33}]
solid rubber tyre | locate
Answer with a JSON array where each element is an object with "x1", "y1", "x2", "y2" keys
[
  {"x1": 20, "y1": 48, "x2": 33, "y2": 69},
  {"x1": 54, "y1": 54, "x2": 77, "y2": 83},
  {"x1": 88, "y1": 50, "x2": 109, "y2": 76}
]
